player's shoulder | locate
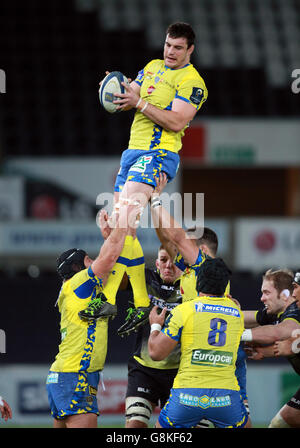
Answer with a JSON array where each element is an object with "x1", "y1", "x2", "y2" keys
[
  {"x1": 144, "y1": 59, "x2": 164, "y2": 71},
  {"x1": 68, "y1": 266, "x2": 103, "y2": 293},
  {"x1": 173, "y1": 297, "x2": 196, "y2": 314},
  {"x1": 68, "y1": 267, "x2": 91, "y2": 286},
  {"x1": 180, "y1": 64, "x2": 207, "y2": 88},
  {"x1": 280, "y1": 301, "x2": 300, "y2": 323}
]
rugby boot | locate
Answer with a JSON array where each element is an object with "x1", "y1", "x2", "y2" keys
[
  {"x1": 117, "y1": 304, "x2": 152, "y2": 337},
  {"x1": 117, "y1": 305, "x2": 136, "y2": 337},
  {"x1": 78, "y1": 293, "x2": 117, "y2": 321}
]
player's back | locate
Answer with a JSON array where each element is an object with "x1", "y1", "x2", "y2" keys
[
  {"x1": 164, "y1": 295, "x2": 244, "y2": 390},
  {"x1": 50, "y1": 267, "x2": 108, "y2": 373}
]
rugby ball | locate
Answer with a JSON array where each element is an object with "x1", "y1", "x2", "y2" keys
[{"x1": 98, "y1": 71, "x2": 129, "y2": 113}]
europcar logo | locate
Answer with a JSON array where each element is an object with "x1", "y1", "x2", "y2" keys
[{"x1": 191, "y1": 349, "x2": 233, "y2": 367}]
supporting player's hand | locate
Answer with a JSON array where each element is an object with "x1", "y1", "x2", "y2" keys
[
  {"x1": 153, "y1": 172, "x2": 168, "y2": 196},
  {"x1": 274, "y1": 337, "x2": 299, "y2": 357},
  {"x1": 149, "y1": 305, "x2": 167, "y2": 327},
  {"x1": 97, "y1": 208, "x2": 112, "y2": 240},
  {"x1": 244, "y1": 344, "x2": 264, "y2": 360},
  {"x1": 0, "y1": 399, "x2": 12, "y2": 422}
]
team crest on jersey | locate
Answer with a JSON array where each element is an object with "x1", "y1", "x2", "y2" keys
[{"x1": 190, "y1": 87, "x2": 204, "y2": 105}]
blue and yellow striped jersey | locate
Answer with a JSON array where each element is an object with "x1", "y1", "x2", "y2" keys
[
  {"x1": 50, "y1": 267, "x2": 108, "y2": 373},
  {"x1": 129, "y1": 59, "x2": 207, "y2": 153},
  {"x1": 175, "y1": 249, "x2": 206, "y2": 302},
  {"x1": 162, "y1": 296, "x2": 244, "y2": 390},
  {"x1": 176, "y1": 250, "x2": 230, "y2": 302}
]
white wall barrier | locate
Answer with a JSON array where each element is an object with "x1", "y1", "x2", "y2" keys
[
  {"x1": 235, "y1": 218, "x2": 300, "y2": 271},
  {"x1": 0, "y1": 219, "x2": 230, "y2": 259},
  {"x1": 0, "y1": 363, "x2": 298, "y2": 427}
]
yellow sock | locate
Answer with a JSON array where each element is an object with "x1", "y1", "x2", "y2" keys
[
  {"x1": 127, "y1": 237, "x2": 150, "y2": 308},
  {"x1": 103, "y1": 235, "x2": 133, "y2": 305}
]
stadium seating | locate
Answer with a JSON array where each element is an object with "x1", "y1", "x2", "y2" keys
[{"x1": 0, "y1": 0, "x2": 299, "y2": 157}]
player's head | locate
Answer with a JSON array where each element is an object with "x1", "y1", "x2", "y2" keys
[
  {"x1": 196, "y1": 257, "x2": 231, "y2": 296},
  {"x1": 261, "y1": 269, "x2": 294, "y2": 314},
  {"x1": 292, "y1": 270, "x2": 300, "y2": 308},
  {"x1": 166, "y1": 22, "x2": 195, "y2": 48},
  {"x1": 186, "y1": 227, "x2": 218, "y2": 257},
  {"x1": 164, "y1": 22, "x2": 195, "y2": 69},
  {"x1": 56, "y1": 248, "x2": 87, "y2": 280},
  {"x1": 156, "y1": 245, "x2": 182, "y2": 284}
]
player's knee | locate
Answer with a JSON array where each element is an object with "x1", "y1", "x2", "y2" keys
[
  {"x1": 268, "y1": 411, "x2": 290, "y2": 428},
  {"x1": 125, "y1": 397, "x2": 153, "y2": 427}
]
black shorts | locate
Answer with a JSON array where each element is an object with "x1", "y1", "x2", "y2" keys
[
  {"x1": 287, "y1": 388, "x2": 300, "y2": 410},
  {"x1": 126, "y1": 357, "x2": 177, "y2": 408}
]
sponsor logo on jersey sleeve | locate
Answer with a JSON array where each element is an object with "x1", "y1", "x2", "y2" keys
[{"x1": 190, "y1": 87, "x2": 204, "y2": 105}]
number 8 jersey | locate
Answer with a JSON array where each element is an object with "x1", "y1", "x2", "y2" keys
[{"x1": 162, "y1": 296, "x2": 244, "y2": 391}]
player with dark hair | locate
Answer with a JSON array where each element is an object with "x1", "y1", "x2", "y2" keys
[
  {"x1": 166, "y1": 22, "x2": 196, "y2": 49},
  {"x1": 151, "y1": 173, "x2": 252, "y2": 423},
  {"x1": 80, "y1": 22, "x2": 207, "y2": 332},
  {"x1": 46, "y1": 205, "x2": 140, "y2": 428},
  {"x1": 243, "y1": 269, "x2": 300, "y2": 428},
  {"x1": 148, "y1": 258, "x2": 249, "y2": 428}
]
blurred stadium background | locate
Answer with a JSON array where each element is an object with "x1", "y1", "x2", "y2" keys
[{"x1": 0, "y1": 0, "x2": 299, "y2": 427}]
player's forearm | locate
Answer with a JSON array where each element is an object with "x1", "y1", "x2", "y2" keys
[
  {"x1": 99, "y1": 227, "x2": 127, "y2": 271},
  {"x1": 151, "y1": 207, "x2": 177, "y2": 257},
  {"x1": 137, "y1": 98, "x2": 187, "y2": 133},
  {"x1": 151, "y1": 201, "x2": 185, "y2": 245},
  {"x1": 243, "y1": 311, "x2": 260, "y2": 328},
  {"x1": 243, "y1": 323, "x2": 298, "y2": 345},
  {"x1": 154, "y1": 227, "x2": 177, "y2": 260},
  {"x1": 148, "y1": 332, "x2": 166, "y2": 361},
  {"x1": 108, "y1": 227, "x2": 127, "y2": 255},
  {"x1": 148, "y1": 331, "x2": 176, "y2": 361}
]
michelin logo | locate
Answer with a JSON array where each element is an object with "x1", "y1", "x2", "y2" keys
[{"x1": 195, "y1": 302, "x2": 240, "y2": 317}]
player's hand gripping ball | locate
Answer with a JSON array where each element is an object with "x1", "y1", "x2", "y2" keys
[{"x1": 98, "y1": 71, "x2": 129, "y2": 113}]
